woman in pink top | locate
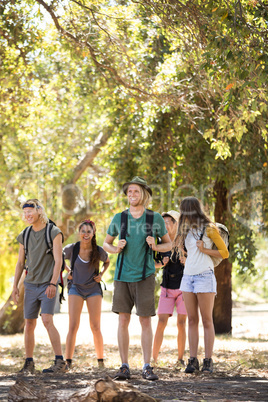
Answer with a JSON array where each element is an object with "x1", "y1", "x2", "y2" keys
[{"x1": 176, "y1": 197, "x2": 229, "y2": 374}]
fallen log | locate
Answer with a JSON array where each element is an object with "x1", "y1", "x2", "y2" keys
[{"x1": 8, "y1": 375, "x2": 159, "y2": 401}]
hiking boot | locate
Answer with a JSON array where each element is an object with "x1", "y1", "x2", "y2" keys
[
  {"x1": 19, "y1": 359, "x2": 35, "y2": 374},
  {"x1": 202, "y1": 358, "x2": 213, "y2": 374},
  {"x1": 98, "y1": 360, "x2": 105, "y2": 369},
  {"x1": 114, "y1": 364, "x2": 131, "y2": 380},
  {"x1": 65, "y1": 361, "x2": 72, "y2": 370},
  {"x1": 185, "y1": 357, "x2": 199, "y2": 373},
  {"x1": 142, "y1": 365, "x2": 158, "y2": 381},
  {"x1": 42, "y1": 359, "x2": 67, "y2": 373}
]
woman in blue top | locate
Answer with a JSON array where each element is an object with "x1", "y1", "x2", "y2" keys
[{"x1": 64, "y1": 220, "x2": 110, "y2": 369}]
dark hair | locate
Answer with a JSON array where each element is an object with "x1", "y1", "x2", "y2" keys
[
  {"x1": 79, "y1": 221, "x2": 100, "y2": 273},
  {"x1": 175, "y1": 196, "x2": 214, "y2": 251}
]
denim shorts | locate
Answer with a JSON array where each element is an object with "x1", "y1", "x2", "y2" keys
[
  {"x1": 180, "y1": 270, "x2": 217, "y2": 294},
  {"x1": 68, "y1": 283, "x2": 101, "y2": 300}
]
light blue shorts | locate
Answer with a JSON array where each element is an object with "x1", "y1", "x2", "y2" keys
[
  {"x1": 180, "y1": 270, "x2": 217, "y2": 294},
  {"x1": 68, "y1": 283, "x2": 101, "y2": 300}
]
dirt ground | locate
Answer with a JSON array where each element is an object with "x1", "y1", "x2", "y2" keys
[{"x1": 1, "y1": 301, "x2": 267, "y2": 401}]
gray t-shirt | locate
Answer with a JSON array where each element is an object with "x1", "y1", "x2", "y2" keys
[
  {"x1": 64, "y1": 243, "x2": 108, "y2": 297},
  {"x1": 17, "y1": 225, "x2": 62, "y2": 284}
]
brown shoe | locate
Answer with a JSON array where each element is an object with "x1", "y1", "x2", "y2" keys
[
  {"x1": 42, "y1": 359, "x2": 67, "y2": 373},
  {"x1": 19, "y1": 359, "x2": 35, "y2": 374}
]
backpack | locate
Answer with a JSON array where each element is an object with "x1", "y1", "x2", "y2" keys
[
  {"x1": 22, "y1": 220, "x2": 66, "y2": 303},
  {"x1": 118, "y1": 208, "x2": 154, "y2": 281},
  {"x1": 200, "y1": 223, "x2": 229, "y2": 267}
]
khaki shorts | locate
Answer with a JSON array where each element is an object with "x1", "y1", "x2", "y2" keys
[{"x1": 112, "y1": 274, "x2": 155, "y2": 316}]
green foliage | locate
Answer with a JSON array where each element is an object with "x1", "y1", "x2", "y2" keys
[
  {"x1": 0, "y1": 251, "x2": 18, "y2": 303},
  {"x1": 0, "y1": 0, "x2": 267, "y2": 291}
]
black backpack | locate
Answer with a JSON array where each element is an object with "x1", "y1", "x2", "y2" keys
[
  {"x1": 22, "y1": 220, "x2": 65, "y2": 303},
  {"x1": 117, "y1": 209, "x2": 154, "y2": 281}
]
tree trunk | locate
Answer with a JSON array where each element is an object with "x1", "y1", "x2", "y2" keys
[
  {"x1": 213, "y1": 179, "x2": 232, "y2": 334},
  {"x1": 0, "y1": 279, "x2": 25, "y2": 334}
]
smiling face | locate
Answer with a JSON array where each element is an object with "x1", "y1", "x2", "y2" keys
[
  {"x1": 163, "y1": 216, "x2": 177, "y2": 238},
  {"x1": 127, "y1": 184, "x2": 143, "y2": 207},
  {"x1": 79, "y1": 223, "x2": 94, "y2": 244},
  {"x1": 23, "y1": 207, "x2": 41, "y2": 226}
]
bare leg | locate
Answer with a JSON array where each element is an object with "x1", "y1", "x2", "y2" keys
[
  {"x1": 118, "y1": 313, "x2": 131, "y2": 364},
  {"x1": 182, "y1": 292, "x2": 199, "y2": 357},
  {"x1": 177, "y1": 314, "x2": 187, "y2": 361},
  {"x1": 65, "y1": 295, "x2": 84, "y2": 359},
  {"x1": 24, "y1": 319, "x2": 37, "y2": 358},
  {"x1": 41, "y1": 314, "x2": 63, "y2": 356},
  {"x1": 86, "y1": 295, "x2": 103, "y2": 359},
  {"x1": 139, "y1": 316, "x2": 153, "y2": 365},
  {"x1": 152, "y1": 314, "x2": 169, "y2": 363},
  {"x1": 197, "y1": 293, "x2": 215, "y2": 358}
]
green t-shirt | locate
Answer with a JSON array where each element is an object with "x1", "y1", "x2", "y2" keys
[
  {"x1": 17, "y1": 225, "x2": 62, "y2": 284},
  {"x1": 107, "y1": 210, "x2": 167, "y2": 282}
]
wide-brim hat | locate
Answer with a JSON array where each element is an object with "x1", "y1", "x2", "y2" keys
[
  {"x1": 162, "y1": 210, "x2": 180, "y2": 223},
  {"x1": 122, "y1": 176, "x2": 152, "y2": 196}
]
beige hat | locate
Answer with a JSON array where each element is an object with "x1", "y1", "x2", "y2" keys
[{"x1": 162, "y1": 210, "x2": 180, "y2": 223}]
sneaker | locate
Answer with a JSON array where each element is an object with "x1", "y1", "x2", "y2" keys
[
  {"x1": 19, "y1": 359, "x2": 35, "y2": 374},
  {"x1": 176, "y1": 359, "x2": 185, "y2": 367},
  {"x1": 142, "y1": 365, "x2": 158, "y2": 381},
  {"x1": 114, "y1": 364, "x2": 131, "y2": 380},
  {"x1": 202, "y1": 358, "x2": 213, "y2": 374},
  {"x1": 185, "y1": 357, "x2": 199, "y2": 373},
  {"x1": 42, "y1": 359, "x2": 67, "y2": 373}
]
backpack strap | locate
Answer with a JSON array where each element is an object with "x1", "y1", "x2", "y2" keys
[
  {"x1": 22, "y1": 226, "x2": 32, "y2": 268},
  {"x1": 142, "y1": 209, "x2": 154, "y2": 280},
  {"x1": 70, "y1": 242, "x2": 80, "y2": 276},
  {"x1": 199, "y1": 226, "x2": 206, "y2": 240},
  {"x1": 45, "y1": 223, "x2": 54, "y2": 254},
  {"x1": 117, "y1": 209, "x2": 128, "y2": 280},
  {"x1": 45, "y1": 221, "x2": 65, "y2": 255}
]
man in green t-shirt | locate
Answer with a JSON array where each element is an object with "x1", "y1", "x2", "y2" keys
[
  {"x1": 12, "y1": 199, "x2": 66, "y2": 374},
  {"x1": 103, "y1": 177, "x2": 171, "y2": 381}
]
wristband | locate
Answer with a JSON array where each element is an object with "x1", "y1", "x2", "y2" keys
[{"x1": 49, "y1": 283, "x2": 57, "y2": 287}]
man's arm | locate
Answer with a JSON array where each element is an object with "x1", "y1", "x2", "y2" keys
[
  {"x1": 103, "y1": 234, "x2": 126, "y2": 254},
  {"x1": 45, "y1": 233, "x2": 62, "y2": 299},
  {"x1": 12, "y1": 244, "x2": 25, "y2": 304},
  {"x1": 146, "y1": 233, "x2": 172, "y2": 252}
]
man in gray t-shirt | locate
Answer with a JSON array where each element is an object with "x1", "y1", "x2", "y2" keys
[{"x1": 12, "y1": 199, "x2": 66, "y2": 374}]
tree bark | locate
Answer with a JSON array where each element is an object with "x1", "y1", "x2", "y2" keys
[
  {"x1": 0, "y1": 279, "x2": 24, "y2": 334},
  {"x1": 213, "y1": 179, "x2": 232, "y2": 334}
]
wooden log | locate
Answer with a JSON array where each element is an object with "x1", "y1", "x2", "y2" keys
[
  {"x1": 8, "y1": 376, "x2": 159, "y2": 402},
  {"x1": 95, "y1": 375, "x2": 158, "y2": 401}
]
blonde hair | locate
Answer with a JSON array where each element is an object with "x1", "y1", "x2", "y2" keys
[
  {"x1": 21, "y1": 199, "x2": 49, "y2": 225},
  {"x1": 127, "y1": 185, "x2": 151, "y2": 207}
]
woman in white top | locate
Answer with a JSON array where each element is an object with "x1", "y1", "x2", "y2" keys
[{"x1": 176, "y1": 197, "x2": 229, "y2": 374}]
